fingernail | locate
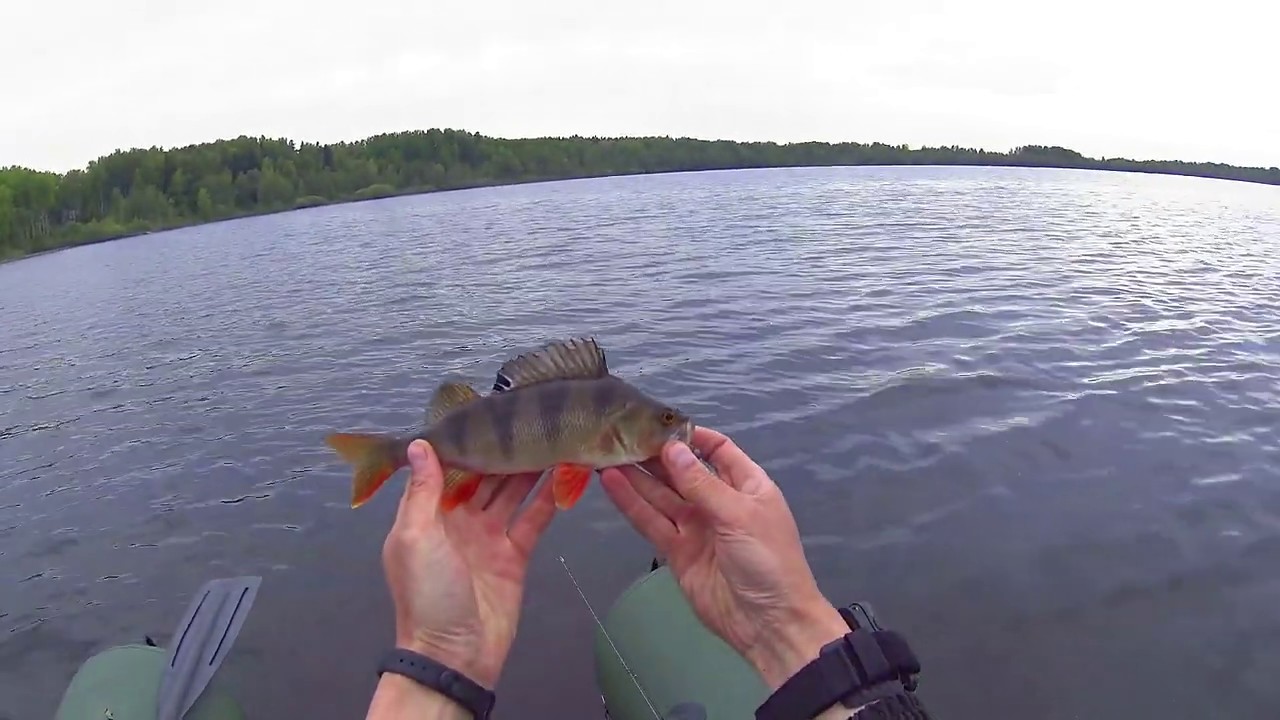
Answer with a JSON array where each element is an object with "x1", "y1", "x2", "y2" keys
[
  {"x1": 407, "y1": 440, "x2": 429, "y2": 468},
  {"x1": 665, "y1": 442, "x2": 697, "y2": 471}
]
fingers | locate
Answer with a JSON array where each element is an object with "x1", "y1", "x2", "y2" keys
[
  {"x1": 463, "y1": 471, "x2": 496, "y2": 509},
  {"x1": 395, "y1": 440, "x2": 444, "y2": 530},
  {"x1": 636, "y1": 458, "x2": 668, "y2": 482},
  {"x1": 689, "y1": 426, "x2": 733, "y2": 457},
  {"x1": 458, "y1": 473, "x2": 532, "y2": 519},
  {"x1": 617, "y1": 464, "x2": 688, "y2": 523},
  {"x1": 486, "y1": 472, "x2": 543, "y2": 521},
  {"x1": 506, "y1": 474, "x2": 557, "y2": 556},
  {"x1": 600, "y1": 467, "x2": 677, "y2": 550},
  {"x1": 687, "y1": 427, "x2": 764, "y2": 492},
  {"x1": 661, "y1": 440, "x2": 739, "y2": 518}
]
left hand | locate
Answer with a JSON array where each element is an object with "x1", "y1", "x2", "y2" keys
[
  {"x1": 599, "y1": 429, "x2": 849, "y2": 689},
  {"x1": 381, "y1": 440, "x2": 558, "y2": 688}
]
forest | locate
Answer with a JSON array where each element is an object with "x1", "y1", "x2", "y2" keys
[{"x1": 2, "y1": 129, "x2": 1278, "y2": 260}]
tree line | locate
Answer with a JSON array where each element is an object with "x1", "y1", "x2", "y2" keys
[{"x1": 2, "y1": 129, "x2": 1277, "y2": 260}]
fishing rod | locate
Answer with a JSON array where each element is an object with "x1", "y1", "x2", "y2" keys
[{"x1": 557, "y1": 554, "x2": 663, "y2": 720}]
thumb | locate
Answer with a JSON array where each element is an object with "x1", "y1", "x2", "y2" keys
[
  {"x1": 396, "y1": 440, "x2": 444, "y2": 527},
  {"x1": 662, "y1": 440, "x2": 736, "y2": 518}
]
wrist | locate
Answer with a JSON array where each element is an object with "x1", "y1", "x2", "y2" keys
[
  {"x1": 367, "y1": 672, "x2": 472, "y2": 720},
  {"x1": 746, "y1": 598, "x2": 850, "y2": 689},
  {"x1": 396, "y1": 637, "x2": 497, "y2": 689}
]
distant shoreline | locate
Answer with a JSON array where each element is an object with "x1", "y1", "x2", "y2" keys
[
  {"x1": 3, "y1": 130, "x2": 1277, "y2": 264},
  {"x1": 0, "y1": 173, "x2": 553, "y2": 264}
]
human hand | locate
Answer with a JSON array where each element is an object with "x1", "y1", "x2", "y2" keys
[
  {"x1": 599, "y1": 427, "x2": 849, "y2": 689},
  {"x1": 380, "y1": 440, "x2": 558, "y2": 689}
]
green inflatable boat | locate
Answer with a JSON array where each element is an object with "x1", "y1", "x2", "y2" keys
[
  {"x1": 54, "y1": 559, "x2": 772, "y2": 720},
  {"x1": 55, "y1": 576, "x2": 260, "y2": 720}
]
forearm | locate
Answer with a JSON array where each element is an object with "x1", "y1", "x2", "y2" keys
[
  {"x1": 746, "y1": 599, "x2": 851, "y2": 689},
  {"x1": 365, "y1": 673, "x2": 471, "y2": 720}
]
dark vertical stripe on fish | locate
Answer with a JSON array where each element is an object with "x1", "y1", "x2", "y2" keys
[
  {"x1": 491, "y1": 387, "x2": 518, "y2": 461},
  {"x1": 443, "y1": 405, "x2": 470, "y2": 460},
  {"x1": 537, "y1": 381, "x2": 570, "y2": 446},
  {"x1": 578, "y1": 380, "x2": 602, "y2": 442},
  {"x1": 591, "y1": 377, "x2": 619, "y2": 419}
]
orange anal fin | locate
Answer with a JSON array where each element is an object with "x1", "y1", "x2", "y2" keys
[
  {"x1": 440, "y1": 468, "x2": 484, "y2": 512},
  {"x1": 551, "y1": 464, "x2": 593, "y2": 510},
  {"x1": 325, "y1": 432, "x2": 405, "y2": 509}
]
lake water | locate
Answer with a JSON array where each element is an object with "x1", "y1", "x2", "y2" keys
[{"x1": 2, "y1": 166, "x2": 1279, "y2": 719}]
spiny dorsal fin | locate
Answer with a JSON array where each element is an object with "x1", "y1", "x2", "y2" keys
[
  {"x1": 427, "y1": 381, "x2": 481, "y2": 424},
  {"x1": 491, "y1": 337, "x2": 609, "y2": 393}
]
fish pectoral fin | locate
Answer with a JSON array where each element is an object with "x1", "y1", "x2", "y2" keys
[
  {"x1": 440, "y1": 468, "x2": 484, "y2": 512},
  {"x1": 427, "y1": 381, "x2": 481, "y2": 425},
  {"x1": 491, "y1": 337, "x2": 608, "y2": 392},
  {"x1": 594, "y1": 423, "x2": 627, "y2": 456},
  {"x1": 551, "y1": 463, "x2": 593, "y2": 510}
]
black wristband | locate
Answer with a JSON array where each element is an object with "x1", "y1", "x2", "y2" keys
[
  {"x1": 377, "y1": 647, "x2": 496, "y2": 719},
  {"x1": 755, "y1": 628, "x2": 920, "y2": 720}
]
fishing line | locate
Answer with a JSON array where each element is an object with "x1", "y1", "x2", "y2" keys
[{"x1": 557, "y1": 555, "x2": 663, "y2": 720}]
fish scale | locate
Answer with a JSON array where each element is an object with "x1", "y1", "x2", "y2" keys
[
  {"x1": 324, "y1": 337, "x2": 694, "y2": 511},
  {"x1": 537, "y1": 378, "x2": 570, "y2": 446},
  {"x1": 429, "y1": 380, "x2": 601, "y2": 473}
]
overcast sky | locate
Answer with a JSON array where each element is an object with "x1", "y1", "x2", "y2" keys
[{"x1": 5, "y1": 0, "x2": 1277, "y2": 173}]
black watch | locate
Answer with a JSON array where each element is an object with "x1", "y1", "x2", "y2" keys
[
  {"x1": 754, "y1": 602, "x2": 921, "y2": 720},
  {"x1": 377, "y1": 647, "x2": 496, "y2": 719}
]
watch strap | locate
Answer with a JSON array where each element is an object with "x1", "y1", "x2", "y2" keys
[
  {"x1": 755, "y1": 629, "x2": 920, "y2": 720},
  {"x1": 377, "y1": 647, "x2": 496, "y2": 719}
]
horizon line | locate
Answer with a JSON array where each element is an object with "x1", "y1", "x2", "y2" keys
[{"x1": 8, "y1": 127, "x2": 1279, "y2": 177}]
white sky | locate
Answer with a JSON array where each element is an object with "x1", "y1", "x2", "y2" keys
[{"x1": 5, "y1": 0, "x2": 1278, "y2": 173}]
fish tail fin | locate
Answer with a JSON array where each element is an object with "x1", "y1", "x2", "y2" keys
[
  {"x1": 440, "y1": 469, "x2": 483, "y2": 512},
  {"x1": 324, "y1": 432, "x2": 406, "y2": 508}
]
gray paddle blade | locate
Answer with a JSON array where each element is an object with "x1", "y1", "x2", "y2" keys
[{"x1": 156, "y1": 576, "x2": 262, "y2": 720}]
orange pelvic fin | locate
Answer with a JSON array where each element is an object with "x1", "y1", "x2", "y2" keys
[
  {"x1": 551, "y1": 463, "x2": 593, "y2": 509},
  {"x1": 325, "y1": 432, "x2": 406, "y2": 508},
  {"x1": 440, "y1": 468, "x2": 484, "y2": 512}
]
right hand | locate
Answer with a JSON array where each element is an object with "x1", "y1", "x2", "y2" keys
[
  {"x1": 599, "y1": 427, "x2": 850, "y2": 688},
  {"x1": 381, "y1": 440, "x2": 557, "y2": 691}
]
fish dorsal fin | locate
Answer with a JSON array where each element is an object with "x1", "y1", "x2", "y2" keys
[
  {"x1": 427, "y1": 381, "x2": 481, "y2": 424},
  {"x1": 491, "y1": 337, "x2": 609, "y2": 393}
]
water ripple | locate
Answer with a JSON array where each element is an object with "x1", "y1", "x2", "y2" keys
[{"x1": 1, "y1": 166, "x2": 1279, "y2": 719}]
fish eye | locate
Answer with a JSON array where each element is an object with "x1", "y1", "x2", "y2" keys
[{"x1": 660, "y1": 409, "x2": 676, "y2": 425}]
